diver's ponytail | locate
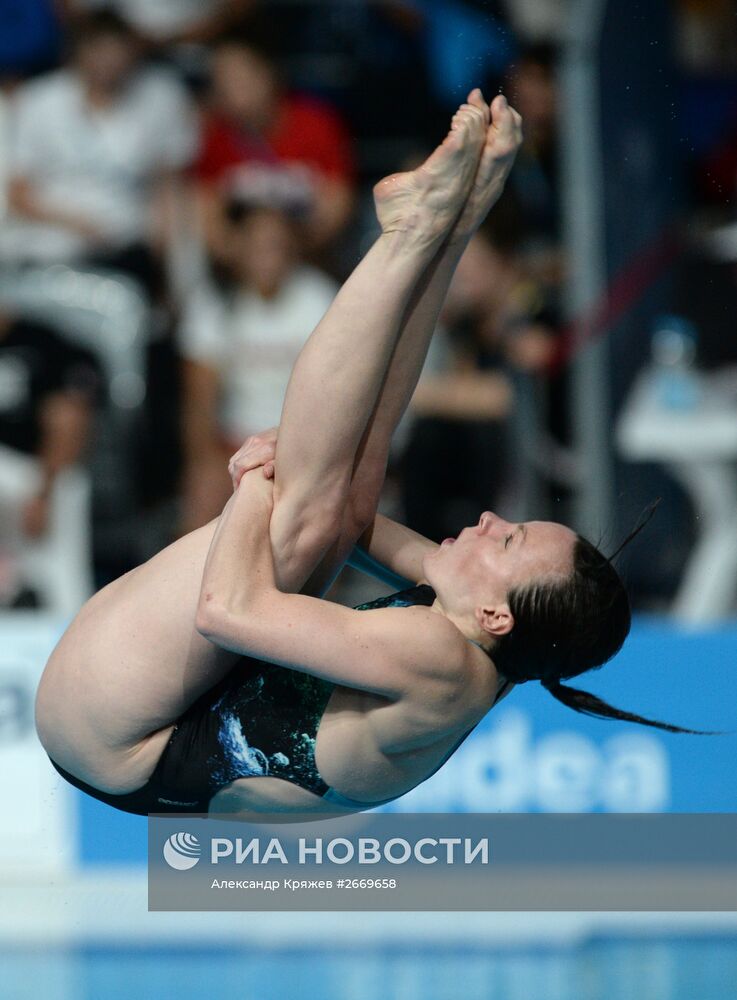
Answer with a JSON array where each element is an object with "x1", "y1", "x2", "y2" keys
[
  {"x1": 491, "y1": 503, "x2": 724, "y2": 735},
  {"x1": 542, "y1": 679, "x2": 721, "y2": 735}
]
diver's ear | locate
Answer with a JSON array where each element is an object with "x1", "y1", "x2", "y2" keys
[{"x1": 477, "y1": 604, "x2": 514, "y2": 639}]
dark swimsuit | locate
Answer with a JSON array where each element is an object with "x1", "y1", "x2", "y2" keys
[{"x1": 49, "y1": 584, "x2": 508, "y2": 815}]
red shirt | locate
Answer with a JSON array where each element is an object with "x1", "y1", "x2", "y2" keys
[{"x1": 195, "y1": 93, "x2": 355, "y2": 187}]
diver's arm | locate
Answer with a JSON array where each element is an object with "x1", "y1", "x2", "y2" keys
[
  {"x1": 196, "y1": 470, "x2": 463, "y2": 696},
  {"x1": 226, "y1": 430, "x2": 438, "y2": 586},
  {"x1": 351, "y1": 514, "x2": 439, "y2": 586}
]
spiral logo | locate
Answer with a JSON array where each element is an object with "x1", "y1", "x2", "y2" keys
[{"x1": 163, "y1": 832, "x2": 202, "y2": 870}]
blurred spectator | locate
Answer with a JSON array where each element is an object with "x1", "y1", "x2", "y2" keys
[
  {"x1": 178, "y1": 199, "x2": 338, "y2": 532},
  {"x1": 261, "y1": 1, "x2": 439, "y2": 181},
  {"x1": 0, "y1": 306, "x2": 98, "y2": 604},
  {"x1": 500, "y1": 44, "x2": 562, "y2": 280},
  {"x1": 194, "y1": 32, "x2": 356, "y2": 257},
  {"x1": 0, "y1": 9, "x2": 196, "y2": 297},
  {"x1": 68, "y1": 0, "x2": 257, "y2": 50},
  {"x1": 446, "y1": 225, "x2": 559, "y2": 375},
  {"x1": 401, "y1": 222, "x2": 558, "y2": 542},
  {"x1": 675, "y1": 0, "x2": 737, "y2": 73}
]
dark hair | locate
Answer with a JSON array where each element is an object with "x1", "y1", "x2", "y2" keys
[
  {"x1": 211, "y1": 12, "x2": 282, "y2": 67},
  {"x1": 68, "y1": 8, "x2": 139, "y2": 48},
  {"x1": 490, "y1": 513, "x2": 717, "y2": 735}
]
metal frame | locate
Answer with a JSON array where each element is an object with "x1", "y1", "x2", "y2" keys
[{"x1": 559, "y1": 0, "x2": 615, "y2": 540}]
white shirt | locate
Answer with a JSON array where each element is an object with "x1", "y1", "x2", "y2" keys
[
  {"x1": 1, "y1": 68, "x2": 196, "y2": 263},
  {"x1": 180, "y1": 267, "x2": 339, "y2": 442},
  {"x1": 76, "y1": 0, "x2": 221, "y2": 38}
]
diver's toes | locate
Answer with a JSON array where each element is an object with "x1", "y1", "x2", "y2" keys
[{"x1": 467, "y1": 87, "x2": 491, "y2": 124}]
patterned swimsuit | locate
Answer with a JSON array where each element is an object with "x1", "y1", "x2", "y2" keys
[{"x1": 49, "y1": 585, "x2": 503, "y2": 814}]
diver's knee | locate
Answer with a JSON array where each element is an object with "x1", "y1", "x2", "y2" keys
[{"x1": 271, "y1": 484, "x2": 348, "y2": 563}]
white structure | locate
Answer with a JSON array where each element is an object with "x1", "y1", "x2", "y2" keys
[{"x1": 617, "y1": 368, "x2": 737, "y2": 623}]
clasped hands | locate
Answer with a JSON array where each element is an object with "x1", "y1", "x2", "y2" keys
[{"x1": 228, "y1": 428, "x2": 278, "y2": 492}]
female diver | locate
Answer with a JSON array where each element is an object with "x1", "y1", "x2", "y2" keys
[{"x1": 36, "y1": 90, "x2": 695, "y2": 818}]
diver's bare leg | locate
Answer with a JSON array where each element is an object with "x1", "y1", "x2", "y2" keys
[
  {"x1": 354, "y1": 95, "x2": 524, "y2": 485},
  {"x1": 325, "y1": 95, "x2": 524, "y2": 576},
  {"x1": 269, "y1": 102, "x2": 487, "y2": 591}
]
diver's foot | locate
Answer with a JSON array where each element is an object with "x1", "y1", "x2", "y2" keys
[
  {"x1": 450, "y1": 92, "x2": 523, "y2": 245},
  {"x1": 373, "y1": 97, "x2": 488, "y2": 248}
]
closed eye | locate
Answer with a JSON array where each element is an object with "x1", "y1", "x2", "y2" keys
[{"x1": 505, "y1": 525, "x2": 527, "y2": 549}]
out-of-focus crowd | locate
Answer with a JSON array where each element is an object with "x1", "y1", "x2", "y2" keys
[{"x1": 0, "y1": 0, "x2": 736, "y2": 612}]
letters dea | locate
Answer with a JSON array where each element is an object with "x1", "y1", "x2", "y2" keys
[{"x1": 392, "y1": 709, "x2": 670, "y2": 812}]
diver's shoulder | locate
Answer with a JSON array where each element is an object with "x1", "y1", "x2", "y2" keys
[{"x1": 385, "y1": 603, "x2": 479, "y2": 692}]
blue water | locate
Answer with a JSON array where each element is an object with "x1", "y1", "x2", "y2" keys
[{"x1": 2, "y1": 938, "x2": 737, "y2": 1000}]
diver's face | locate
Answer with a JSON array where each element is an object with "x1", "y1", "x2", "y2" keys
[{"x1": 423, "y1": 511, "x2": 576, "y2": 613}]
